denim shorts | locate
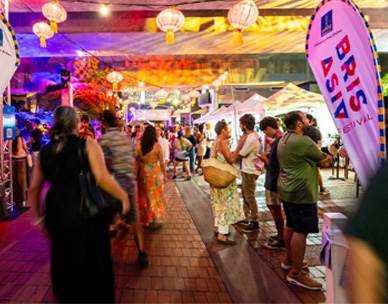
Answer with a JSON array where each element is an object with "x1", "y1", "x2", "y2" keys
[{"x1": 282, "y1": 201, "x2": 319, "y2": 234}]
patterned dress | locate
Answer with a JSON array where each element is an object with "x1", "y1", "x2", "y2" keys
[
  {"x1": 210, "y1": 142, "x2": 244, "y2": 228},
  {"x1": 136, "y1": 143, "x2": 168, "y2": 225}
]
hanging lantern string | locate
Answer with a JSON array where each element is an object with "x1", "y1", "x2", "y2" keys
[
  {"x1": 57, "y1": 0, "x2": 238, "y2": 9},
  {"x1": 22, "y1": 0, "x2": 234, "y2": 92}
]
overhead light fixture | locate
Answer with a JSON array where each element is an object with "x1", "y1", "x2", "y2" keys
[
  {"x1": 100, "y1": 4, "x2": 109, "y2": 16},
  {"x1": 139, "y1": 81, "x2": 144, "y2": 87},
  {"x1": 77, "y1": 50, "x2": 84, "y2": 56}
]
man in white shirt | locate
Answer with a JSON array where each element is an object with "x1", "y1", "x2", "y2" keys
[
  {"x1": 155, "y1": 125, "x2": 170, "y2": 171},
  {"x1": 203, "y1": 123, "x2": 214, "y2": 159},
  {"x1": 237, "y1": 114, "x2": 262, "y2": 233}
]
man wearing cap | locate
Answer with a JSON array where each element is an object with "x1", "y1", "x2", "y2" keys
[{"x1": 28, "y1": 119, "x2": 43, "y2": 167}]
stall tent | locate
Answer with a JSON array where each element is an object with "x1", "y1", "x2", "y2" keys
[
  {"x1": 237, "y1": 93, "x2": 266, "y2": 116},
  {"x1": 264, "y1": 83, "x2": 336, "y2": 139}
]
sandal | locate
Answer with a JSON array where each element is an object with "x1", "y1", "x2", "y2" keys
[{"x1": 217, "y1": 238, "x2": 236, "y2": 245}]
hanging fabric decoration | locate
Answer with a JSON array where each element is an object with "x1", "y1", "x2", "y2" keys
[
  {"x1": 156, "y1": 6, "x2": 185, "y2": 44},
  {"x1": 33, "y1": 21, "x2": 54, "y2": 47},
  {"x1": 42, "y1": 0, "x2": 67, "y2": 33},
  {"x1": 155, "y1": 88, "x2": 168, "y2": 104},
  {"x1": 106, "y1": 71, "x2": 123, "y2": 90},
  {"x1": 228, "y1": 0, "x2": 258, "y2": 44}
]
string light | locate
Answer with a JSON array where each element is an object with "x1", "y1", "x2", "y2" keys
[{"x1": 100, "y1": 4, "x2": 109, "y2": 16}]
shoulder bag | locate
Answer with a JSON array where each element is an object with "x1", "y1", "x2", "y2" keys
[
  {"x1": 78, "y1": 139, "x2": 121, "y2": 219},
  {"x1": 202, "y1": 141, "x2": 241, "y2": 188}
]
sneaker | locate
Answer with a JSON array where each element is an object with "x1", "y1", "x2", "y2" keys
[
  {"x1": 264, "y1": 239, "x2": 286, "y2": 250},
  {"x1": 242, "y1": 221, "x2": 260, "y2": 233},
  {"x1": 320, "y1": 187, "x2": 330, "y2": 195},
  {"x1": 236, "y1": 220, "x2": 250, "y2": 226},
  {"x1": 138, "y1": 251, "x2": 149, "y2": 267},
  {"x1": 172, "y1": 175, "x2": 177, "y2": 179},
  {"x1": 185, "y1": 176, "x2": 192, "y2": 181},
  {"x1": 281, "y1": 259, "x2": 309, "y2": 270},
  {"x1": 286, "y1": 271, "x2": 322, "y2": 290},
  {"x1": 269, "y1": 235, "x2": 279, "y2": 241}
]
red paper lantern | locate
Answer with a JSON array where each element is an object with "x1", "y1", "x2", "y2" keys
[
  {"x1": 33, "y1": 21, "x2": 54, "y2": 48},
  {"x1": 228, "y1": 0, "x2": 259, "y2": 44},
  {"x1": 156, "y1": 7, "x2": 185, "y2": 44},
  {"x1": 42, "y1": 0, "x2": 67, "y2": 33}
]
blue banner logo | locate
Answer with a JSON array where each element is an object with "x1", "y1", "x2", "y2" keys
[
  {"x1": 321, "y1": 10, "x2": 333, "y2": 37},
  {"x1": 3, "y1": 105, "x2": 15, "y2": 140}
]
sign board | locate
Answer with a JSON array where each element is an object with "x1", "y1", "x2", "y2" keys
[
  {"x1": 3, "y1": 105, "x2": 15, "y2": 140},
  {"x1": 305, "y1": 0, "x2": 385, "y2": 187}
]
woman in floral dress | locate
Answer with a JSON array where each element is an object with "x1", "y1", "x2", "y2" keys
[
  {"x1": 210, "y1": 121, "x2": 246, "y2": 245},
  {"x1": 135, "y1": 125, "x2": 168, "y2": 227}
]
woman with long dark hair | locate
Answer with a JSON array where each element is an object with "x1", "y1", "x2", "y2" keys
[
  {"x1": 29, "y1": 106, "x2": 129, "y2": 303},
  {"x1": 135, "y1": 125, "x2": 168, "y2": 228},
  {"x1": 11, "y1": 129, "x2": 28, "y2": 208}
]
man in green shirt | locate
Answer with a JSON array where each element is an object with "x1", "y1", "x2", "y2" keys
[{"x1": 277, "y1": 111, "x2": 326, "y2": 290}]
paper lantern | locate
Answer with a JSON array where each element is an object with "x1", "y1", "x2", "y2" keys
[
  {"x1": 228, "y1": 0, "x2": 258, "y2": 44},
  {"x1": 42, "y1": 0, "x2": 67, "y2": 33},
  {"x1": 106, "y1": 71, "x2": 123, "y2": 90},
  {"x1": 219, "y1": 74, "x2": 228, "y2": 85},
  {"x1": 212, "y1": 79, "x2": 222, "y2": 92},
  {"x1": 33, "y1": 21, "x2": 54, "y2": 48},
  {"x1": 182, "y1": 94, "x2": 191, "y2": 104},
  {"x1": 150, "y1": 102, "x2": 157, "y2": 110},
  {"x1": 155, "y1": 89, "x2": 168, "y2": 104},
  {"x1": 156, "y1": 7, "x2": 185, "y2": 44},
  {"x1": 189, "y1": 90, "x2": 200, "y2": 104}
]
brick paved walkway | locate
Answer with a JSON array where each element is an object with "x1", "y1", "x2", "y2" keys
[{"x1": 0, "y1": 181, "x2": 232, "y2": 303}]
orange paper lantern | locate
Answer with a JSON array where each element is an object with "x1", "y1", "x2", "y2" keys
[
  {"x1": 106, "y1": 71, "x2": 123, "y2": 90},
  {"x1": 42, "y1": 0, "x2": 67, "y2": 33},
  {"x1": 33, "y1": 21, "x2": 54, "y2": 48},
  {"x1": 156, "y1": 7, "x2": 185, "y2": 44},
  {"x1": 228, "y1": 0, "x2": 258, "y2": 44}
]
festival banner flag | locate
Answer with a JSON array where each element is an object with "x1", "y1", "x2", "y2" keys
[
  {"x1": 305, "y1": 0, "x2": 385, "y2": 188},
  {"x1": 0, "y1": 14, "x2": 20, "y2": 94}
]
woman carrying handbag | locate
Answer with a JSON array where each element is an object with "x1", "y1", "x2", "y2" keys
[
  {"x1": 29, "y1": 106, "x2": 129, "y2": 303},
  {"x1": 209, "y1": 121, "x2": 246, "y2": 245}
]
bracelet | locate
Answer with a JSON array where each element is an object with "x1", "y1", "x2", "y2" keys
[{"x1": 32, "y1": 216, "x2": 45, "y2": 226}]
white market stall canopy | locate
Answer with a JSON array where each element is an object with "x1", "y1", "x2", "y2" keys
[
  {"x1": 264, "y1": 83, "x2": 326, "y2": 111},
  {"x1": 237, "y1": 93, "x2": 266, "y2": 116},
  {"x1": 211, "y1": 101, "x2": 241, "y2": 122},
  {"x1": 193, "y1": 105, "x2": 227, "y2": 124}
]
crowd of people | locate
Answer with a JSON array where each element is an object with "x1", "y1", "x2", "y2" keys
[{"x1": 15, "y1": 105, "x2": 336, "y2": 301}]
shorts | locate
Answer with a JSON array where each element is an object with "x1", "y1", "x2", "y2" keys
[
  {"x1": 122, "y1": 193, "x2": 139, "y2": 224},
  {"x1": 265, "y1": 190, "x2": 281, "y2": 206},
  {"x1": 174, "y1": 157, "x2": 188, "y2": 162},
  {"x1": 282, "y1": 201, "x2": 319, "y2": 234}
]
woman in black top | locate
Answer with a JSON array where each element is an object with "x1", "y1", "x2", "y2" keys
[{"x1": 29, "y1": 106, "x2": 129, "y2": 303}]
